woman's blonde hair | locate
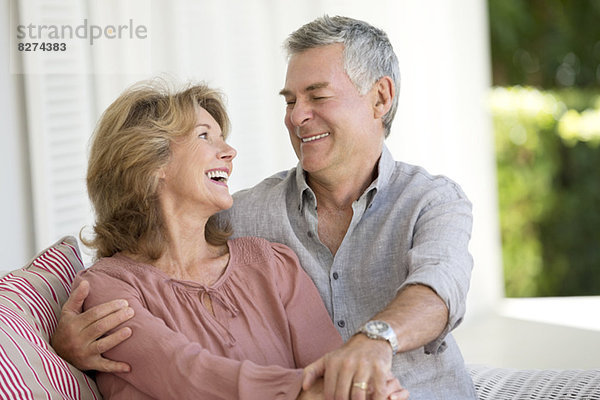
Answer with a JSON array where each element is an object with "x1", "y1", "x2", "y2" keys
[{"x1": 83, "y1": 79, "x2": 232, "y2": 260}]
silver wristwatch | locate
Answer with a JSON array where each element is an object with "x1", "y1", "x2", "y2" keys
[{"x1": 359, "y1": 320, "x2": 399, "y2": 355}]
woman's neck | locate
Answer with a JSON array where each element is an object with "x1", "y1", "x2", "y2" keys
[{"x1": 125, "y1": 205, "x2": 229, "y2": 285}]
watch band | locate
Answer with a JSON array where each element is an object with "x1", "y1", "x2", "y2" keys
[{"x1": 359, "y1": 320, "x2": 399, "y2": 355}]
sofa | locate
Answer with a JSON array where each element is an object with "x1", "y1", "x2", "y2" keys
[{"x1": 1, "y1": 236, "x2": 599, "y2": 399}]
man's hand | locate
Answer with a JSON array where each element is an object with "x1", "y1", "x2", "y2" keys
[
  {"x1": 302, "y1": 334, "x2": 398, "y2": 400},
  {"x1": 51, "y1": 280, "x2": 134, "y2": 372},
  {"x1": 300, "y1": 370, "x2": 409, "y2": 400},
  {"x1": 381, "y1": 377, "x2": 409, "y2": 400}
]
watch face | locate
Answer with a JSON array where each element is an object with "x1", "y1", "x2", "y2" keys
[{"x1": 366, "y1": 320, "x2": 389, "y2": 334}]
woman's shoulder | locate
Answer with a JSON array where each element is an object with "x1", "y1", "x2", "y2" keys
[
  {"x1": 80, "y1": 254, "x2": 155, "y2": 283},
  {"x1": 227, "y1": 237, "x2": 308, "y2": 298},
  {"x1": 228, "y1": 237, "x2": 297, "y2": 268},
  {"x1": 229, "y1": 236, "x2": 280, "y2": 261}
]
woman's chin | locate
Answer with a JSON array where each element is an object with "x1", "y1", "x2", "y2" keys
[{"x1": 218, "y1": 196, "x2": 234, "y2": 211}]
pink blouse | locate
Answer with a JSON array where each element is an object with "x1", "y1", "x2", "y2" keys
[{"x1": 77, "y1": 237, "x2": 342, "y2": 399}]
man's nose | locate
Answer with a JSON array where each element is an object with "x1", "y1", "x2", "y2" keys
[{"x1": 289, "y1": 99, "x2": 312, "y2": 127}]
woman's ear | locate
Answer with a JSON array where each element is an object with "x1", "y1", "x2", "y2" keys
[
  {"x1": 373, "y1": 76, "x2": 394, "y2": 119},
  {"x1": 156, "y1": 166, "x2": 166, "y2": 180}
]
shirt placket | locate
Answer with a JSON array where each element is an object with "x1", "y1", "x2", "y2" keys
[{"x1": 311, "y1": 194, "x2": 370, "y2": 339}]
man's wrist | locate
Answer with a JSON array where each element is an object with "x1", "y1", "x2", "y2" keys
[{"x1": 358, "y1": 320, "x2": 399, "y2": 355}]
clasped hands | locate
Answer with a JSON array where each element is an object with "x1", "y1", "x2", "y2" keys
[
  {"x1": 52, "y1": 281, "x2": 409, "y2": 400},
  {"x1": 299, "y1": 334, "x2": 409, "y2": 400}
]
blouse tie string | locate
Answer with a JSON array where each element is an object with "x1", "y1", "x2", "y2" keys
[{"x1": 198, "y1": 286, "x2": 239, "y2": 347}]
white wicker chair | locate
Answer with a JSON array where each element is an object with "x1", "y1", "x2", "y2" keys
[{"x1": 468, "y1": 364, "x2": 600, "y2": 400}]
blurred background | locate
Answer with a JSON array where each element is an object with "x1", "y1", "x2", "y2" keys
[{"x1": 2, "y1": 0, "x2": 599, "y2": 369}]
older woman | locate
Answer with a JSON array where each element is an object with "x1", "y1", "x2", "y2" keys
[{"x1": 75, "y1": 80, "x2": 345, "y2": 399}]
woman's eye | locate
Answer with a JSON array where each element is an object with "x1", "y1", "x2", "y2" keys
[{"x1": 198, "y1": 133, "x2": 208, "y2": 140}]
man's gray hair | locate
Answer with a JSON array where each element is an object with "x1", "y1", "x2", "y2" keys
[{"x1": 284, "y1": 15, "x2": 400, "y2": 137}]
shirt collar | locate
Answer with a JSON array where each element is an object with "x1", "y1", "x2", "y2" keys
[
  {"x1": 295, "y1": 164, "x2": 313, "y2": 211},
  {"x1": 295, "y1": 144, "x2": 396, "y2": 210}
]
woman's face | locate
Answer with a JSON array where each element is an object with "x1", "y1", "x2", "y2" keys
[{"x1": 159, "y1": 106, "x2": 237, "y2": 218}]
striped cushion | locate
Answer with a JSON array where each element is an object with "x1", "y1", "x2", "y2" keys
[{"x1": 0, "y1": 236, "x2": 102, "y2": 399}]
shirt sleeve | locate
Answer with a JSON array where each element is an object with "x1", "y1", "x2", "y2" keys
[
  {"x1": 270, "y1": 242, "x2": 344, "y2": 367},
  {"x1": 75, "y1": 269, "x2": 304, "y2": 400},
  {"x1": 398, "y1": 180, "x2": 474, "y2": 354}
]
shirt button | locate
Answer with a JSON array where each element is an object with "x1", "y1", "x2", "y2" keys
[
  {"x1": 332, "y1": 272, "x2": 339, "y2": 280},
  {"x1": 337, "y1": 320, "x2": 346, "y2": 328},
  {"x1": 307, "y1": 231, "x2": 313, "y2": 238}
]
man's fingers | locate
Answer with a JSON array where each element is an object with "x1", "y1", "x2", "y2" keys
[
  {"x1": 79, "y1": 300, "x2": 132, "y2": 334},
  {"x1": 332, "y1": 367, "x2": 354, "y2": 400},
  {"x1": 383, "y1": 378, "x2": 409, "y2": 400},
  {"x1": 95, "y1": 358, "x2": 132, "y2": 374},
  {"x1": 53, "y1": 284, "x2": 135, "y2": 372},
  {"x1": 387, "y1": 388, "x2": 409, "y2": 400},
  {"x1": 323, "y1": 362, "x2": 341, "y2": 400},
  {"x1": 62, "y1": 280, "x2": 90, "y2": 315},
  {"x1": 55, "y1": 325, "x2": 132, "y2": 372},
  {"x1": 370, "y1": 367, "x2": 389, "y2": 400},
  {"x1": 94, "y1": 326, "x2": 132, "y2": 354},
  {"x1": 349, "y1": 370, "x2": 370, "y2": 400},
  {"x1": 303, "y1": 358, "x2": 326, "y2": 390}
]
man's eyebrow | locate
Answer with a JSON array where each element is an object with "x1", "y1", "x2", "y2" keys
[
  {"x1": 306, "y1": 82, "x2": 329, "y2": 91},
  {"x1": 279, "y1": 88, "x2": 292, "y2": 97},
  {"x1": 278, "y1": 82, "x2": 330, "y2": 97}
]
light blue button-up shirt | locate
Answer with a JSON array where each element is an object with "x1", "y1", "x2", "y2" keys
[{"x1": 221, "y1": 145, "x2": 476, "y2": 399}]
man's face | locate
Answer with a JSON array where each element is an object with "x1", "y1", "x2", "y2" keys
[{"x1": 280, "y1": 44, "x2": 384, "y2": 178}]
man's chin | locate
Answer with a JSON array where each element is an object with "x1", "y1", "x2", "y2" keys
[{"x1": 299, "y1": 154, "x2": 328, "y2": 173}]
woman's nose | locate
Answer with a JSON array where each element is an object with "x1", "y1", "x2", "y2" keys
[{"x1": 219, "y1": 142, "x2": 237, "y2": 160}]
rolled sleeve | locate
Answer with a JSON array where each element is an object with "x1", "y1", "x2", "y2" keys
[{"x1": 400, "y1": 184, "x2": 474, "y2": 354}]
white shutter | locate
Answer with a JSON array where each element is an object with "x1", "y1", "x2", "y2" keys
[{"x1": 16, "y1": 0, "x2": 95, "y2": 255}]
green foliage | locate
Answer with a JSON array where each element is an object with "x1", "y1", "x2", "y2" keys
[
  {"x1": 489, "y1": 0, "x2": 600, "y2": 297},
  {"x1": 491, "y1": 87, "x2": 600, "y2": 297},
  {"x1": 488, "y1": 0, "x2": 600, "y2": 88}
]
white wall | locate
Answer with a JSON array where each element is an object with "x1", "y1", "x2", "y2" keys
[{"x1": 0, "y1": 0, "x2": 34, "y2": 272}]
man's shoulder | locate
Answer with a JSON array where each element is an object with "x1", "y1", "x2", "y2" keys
[
  {"x1": 232, "y1": 168, "x2": 295, "y2": 204},
  {"x1": 391, "y1": 161, "x2": 469, "y2": 201},
  {"x1": 393, "y1": 160, "x2": 446, "y2": 184},
  {"x1": 219, "y1": 168, "x2": 297, "y2": 237}
]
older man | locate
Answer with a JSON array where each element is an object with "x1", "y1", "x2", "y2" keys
[{"x1": 53, "y1": 15, "x2": 476, "y2": 400}]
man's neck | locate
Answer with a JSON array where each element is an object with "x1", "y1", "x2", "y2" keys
[{"x1": 307, "y1": 156, "x2": 380, "y2": 211}]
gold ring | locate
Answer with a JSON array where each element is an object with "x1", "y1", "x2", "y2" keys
[{"x1": 352, "y1": 381, "x2": 368, "y2": 390}]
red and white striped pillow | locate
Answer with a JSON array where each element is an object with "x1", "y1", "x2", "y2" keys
[{"x1": 0, "y1": 236, "x2": 102, "y2": 399}]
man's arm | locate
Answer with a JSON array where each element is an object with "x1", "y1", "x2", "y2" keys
[
  {"x1": 302, "y1": 284, "x2": 447, "y2": 400},
  {"x1": 51, "y1": 280, "x2": 134, "y2": 372}
]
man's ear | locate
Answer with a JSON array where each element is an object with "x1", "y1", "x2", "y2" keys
[{"x1": 373, "y1": 76, "x2": 394, "y2": 119}]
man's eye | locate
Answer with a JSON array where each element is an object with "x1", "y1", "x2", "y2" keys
[{"x1": 286, "y1": 100, "x2": 296, "y2": 106}]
